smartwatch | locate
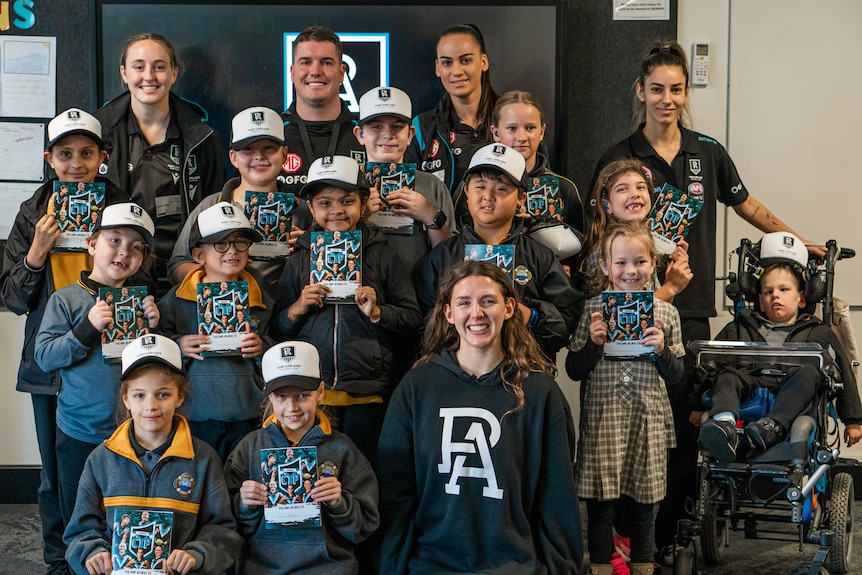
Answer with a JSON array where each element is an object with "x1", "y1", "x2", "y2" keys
[{"x1": 427, "y1": 210, "x2": 447, "y2": 230}]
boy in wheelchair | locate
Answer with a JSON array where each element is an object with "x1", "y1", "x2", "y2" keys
[{"x1": 697, "y1": 233, "x2": 862, "y2": 463}]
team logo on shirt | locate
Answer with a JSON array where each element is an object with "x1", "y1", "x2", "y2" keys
[
  {"x1": 187, "y1": 154, "x2": 198, "y2": 175},
  {"x1": 438, "y1": 407, "x2": 503, "y2": 499},
  {"x1": 282, "y1": 153, "x2": 302, "y2": 173},
  {"x1": 449, "y1": 131, "x2": 456, "y2": 145},
  {"x1": 689, "y1": 159, "x2": 701, "y2": 176},
  {"x1": 174, "y1": 473, "x2": 195, "y2": 497},
  {"x1": 514, "y1": 265, "x2": 533, "y2": 285},
  {"x1": 429, "y1": 139, "x2": 440, "y2": 158},
  {"x1": 170, "y1": 145, "x2": 181, "y2": 166}
]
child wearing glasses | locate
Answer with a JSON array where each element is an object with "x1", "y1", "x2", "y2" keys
[{"x1": 159, "y1": 201, "x2": 275, "y2": 460}]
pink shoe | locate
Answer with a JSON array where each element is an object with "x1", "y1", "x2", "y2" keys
[{"x1": 611, "y1": 552, "x2": 631, "y2": 575}]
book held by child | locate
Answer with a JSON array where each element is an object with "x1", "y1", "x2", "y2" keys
[
  {"x1": 647, "y1": 182, "x2": 703, "y2": 254},
  {"x1": 366, "y1": 161, "x2": 416, "y2": 233},
  {"x1": 309, "y1": 230, "x2": 362, "y2": 302},
  {"x1": 196, "y1": 280, "x2": 250, "y2": 356},
  {"x1": 99, "y1": 286, "x2": 149, "y2": 362},
  {"x1": 260, "y1": 446, "x2": 321, "y2": 528},
  {"x1": 602, "y1": 290, "x2": 656, "y2": 360},
  {"x1": 52, "y1": 181, "x2": 105, "y2": 252},
  {"x1": 465, "y1": 244, "x2": 515, "y2": 285},
  {"x1": 111, "y1": 508, "x2": 173, "y2": 574},
  {"x1": 245, "y1": 190, "x2": 294, "y2": 260}
]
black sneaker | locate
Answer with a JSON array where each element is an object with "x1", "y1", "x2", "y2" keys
[
  {"x1": 745, "y1": 417, "x2": 786, "y2": 452},
  {"x1": 698, "y1": 419, "x2": 739, "y2": 462}
]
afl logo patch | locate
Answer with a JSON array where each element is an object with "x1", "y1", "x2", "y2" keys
[
  {"x1": 173, "y1": 473, "x2": 195, "y2": 497},
  {"x1": 514, "y1": 265, "x2": 533, "y2": 285},
  {"x1": 429, "y1": 139, "x2": 440, "y2": 158},
  {"x1": 282, "y1": 153, "x2": 302, "y2": 173},
  {"x1": 687, "y1": 183, "x2": 704, "y2": 196}
]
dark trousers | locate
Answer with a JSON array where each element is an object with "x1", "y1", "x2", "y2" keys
[
  {"x1": 654, "y1": 317, "x2": 709, "y2": 549},
  {"x1": 32, "y1": 394, "x2": 65, "y2": 564},
  {"x1": 588, "y1": 497, "x2": 656, "y2": 564},
  {"x1": 327, "y1": 402, "x2": 387, "y2": 465},
  {"x1": 188, "y1": 418, "x2": 259, "y2": 463},
  {"x1": 56, "y1": 428, "x2": 100, "y2": 527},
  {"x1": 711, "y1": 364, "x2": 819, "y2": 430}
]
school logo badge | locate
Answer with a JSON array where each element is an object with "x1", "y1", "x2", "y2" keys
[
  {"x1": 514, "y1": 265, "x2": 533, "y2": 285},
  {"x1": 174, "y1": 473, "x2": 195, "y2": 497},
  {"x1": 130, "y1": 205, "x2": 143, "y2": 218},
  {"x1": 687, "y1": 182, "x2": 704, "y2": 196},
  {"x1": 377, "y1": 88, "x2": 391, "y2": 100},
  {"x1": 284, "y1": 32, "x2": 389, "y2": 113},
  {"x1": 282, "y1": 153, "x2": 302, "y2": 173},
  {"x1": 438, "y1": 407, "x2": 503, "y2": 499},
  {"x1": 221, "y1": 205, "x2": 235, "y2": 216},
  {"x1": 251, "y1": 110, "x2": 265, "y2": 125},
  {"x1": 320, "y1": 460, "x2": 339, "y2": 477},
  {"x1": 689, "y1": 159, "x2": 701, "y2": 176}
]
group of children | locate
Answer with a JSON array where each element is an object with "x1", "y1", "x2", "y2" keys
[{"x1": 5, "y1": 26, "x2": 861, "y2": 575}]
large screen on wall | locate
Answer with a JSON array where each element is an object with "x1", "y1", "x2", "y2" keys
[{"x1": 97, "y1": 2, "x2": 563, "y2": 165}]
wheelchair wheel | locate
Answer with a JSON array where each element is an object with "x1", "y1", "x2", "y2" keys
[
  {"x1": 784, "y1": 563, "x2": 829, "y2": 575},
  {"x1": 827, "y1": 472, "x2": 854, "y2": 574},
  {"x1": 701, "y1": 487, "x2": 728, "y2": 564}
]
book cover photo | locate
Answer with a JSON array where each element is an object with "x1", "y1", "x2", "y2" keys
[
  {"x1": 365, "y1": 161, "x2": 415, "y2": 234},
  {"x1": 99, "y1": 286, "x2": 150, "y2": 363},
  {"x1": 647, "y1": 182, "x2": 704, "y2": 254},
  {"x1": 260, "y1": 446, "x2": 321, "y2": 528},
  {"x1": 244, "y1": 191, "x2": 294, "y2": 260},
  {"x1": 309, "y1": 230, "x2": 362, "y2": 302},
  {"x1": 464, "y1": 244, "x2": 515, "y2": 284},
  {"x1": 52, "y1": 181, "x2": 106, "y2": 252},
  {"x1": 196, "y1": 280, "x2": 250, "y2": 356},
  {"x1": 524, "y1": 174, "x2": 565, "y2": 222},
  {"x1": 111, "y1": 508, "x2": 173, "y2": 574},
  {"x1": 601, "y1": 290, "x2": 656, "y2": 361}
]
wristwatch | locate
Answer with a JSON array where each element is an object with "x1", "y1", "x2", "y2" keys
[{"x1": 427, "y1": 210, "x2": 447, "y2": 230}]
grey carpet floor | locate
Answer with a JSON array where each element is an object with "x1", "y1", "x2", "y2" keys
[{"x1": 1, "y1": 503, "x2": 861, "y2": 574}]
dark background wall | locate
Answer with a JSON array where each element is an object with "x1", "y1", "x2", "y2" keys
[{"x1": 11, "y1": 0, "x2": 675, "y2": 193}]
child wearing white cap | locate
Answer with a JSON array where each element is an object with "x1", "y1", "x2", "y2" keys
[
  {"x1": 224, "y1": 340, "x2": 379, "y2": 575},
  {"x1": 159, "y1": 201, "x2": 274, "y2": 461},
  {"x1": 0, "y1": 107, "x2": 134, "y2": 574},
  {"x1": 354, "y1": 86, "x2": 456, "y2": 274},
  {"x1": 274, "y1": 155, "x2": 421, "y2": 462},
  {"x1": 64, "y1": 334, "x2": 243, "y2": 575},
  {"x1": 169, "y1": 106, "x2": 300, "y2": 294},
  {"x1": 34, "y1": 201, "x2": 159, "y2": 541},
  {"x1": 414, "y1": 143, "x2": 583, "y2": 359}
]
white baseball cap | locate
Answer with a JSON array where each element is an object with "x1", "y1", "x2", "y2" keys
[
  {"x1": 48, "y1": 108, "x2": 103, "y2": 149},
  {"x1": 262, "y1": 341, "x2": 322, "y2": 394},
  {"x1": 760, "y1": 232, "x2": 808, "y2": 268},
  {"x1": 299, "y1": 155, "x2": 370, "y2": 199},
  {"x1": 358, "y1": 87, "x2": 412, "y2": 125},
  {"x1": 464, "y1": 143, "x2": 527, "y2": 189},
  {"x1": 95, "y1": 203, "x2": 156, "y2": 251},
  {"x1": 230, "y1": 106, "x2": 286, "y2": 151},
  {"x1": 189, "y1": 201, "x2": 263, "y2": 249},
  {"x1": 122, "y1": 334, "x2": 183, "y2": 376}
]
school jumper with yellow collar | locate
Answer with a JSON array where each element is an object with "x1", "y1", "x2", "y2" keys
[
  {"x1": 64, "y1": 415, "x2": 243, "y2": 575},
  {"x1": 224, "y1": 411, "x2": 379, "y2": 575},
  {"x1": 158, "y1": 266, "x2": 274, "y2": 425}
]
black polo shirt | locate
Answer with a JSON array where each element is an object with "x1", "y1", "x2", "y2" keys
[{"x1": 596, "y1": 124, "x2": 749, "y2": 318}]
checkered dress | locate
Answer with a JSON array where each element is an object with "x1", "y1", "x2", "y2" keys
[{"x1": 570, "y1": 296, "x2": 684, "y2": 504}]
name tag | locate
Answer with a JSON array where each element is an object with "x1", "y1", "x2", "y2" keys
[{"x1": 155, "y1": 195, "x2": 181, "y2": 218}]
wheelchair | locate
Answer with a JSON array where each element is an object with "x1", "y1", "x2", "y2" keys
[{"x1": 673, "y1": 236, "x2": 857, "y2": 575}]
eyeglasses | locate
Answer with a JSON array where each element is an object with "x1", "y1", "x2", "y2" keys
[{"x1": 211, "y1": 238, "x2": 253, "y2": 253}]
